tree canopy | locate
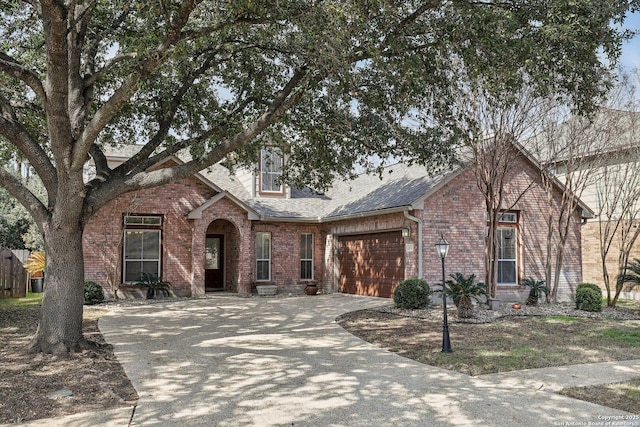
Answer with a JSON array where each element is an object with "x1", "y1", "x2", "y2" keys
[
  {"x1": 0, "y1": 0, "x2": 637, "y2": 353},
  {"x1": 2, "y1": 1, "x2": 635, "y2": 216}
]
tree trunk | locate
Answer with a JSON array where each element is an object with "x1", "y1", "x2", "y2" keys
[
  {"x1": 551, "y1": 240, "x2": 565, "y2": 303},
  {"x1": 457, "y1": 295, "x2": 474, "y2": 319},
  {"x1": 544, "y1": 215, "x2": 554, "y2": 303},
  {"x1": 602, "y1": 255, "x2": 613, "y2": 306},
  {"x1": 29, "y1": 223, "x2": 87, "y2": 354},
  {"x1": 485, "y1": 212, "x2": 499, "y2": 300}
]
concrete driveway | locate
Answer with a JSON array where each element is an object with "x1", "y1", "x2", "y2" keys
[{"x1": 99, "y1": 294, "x2": 638, "y2": 426}]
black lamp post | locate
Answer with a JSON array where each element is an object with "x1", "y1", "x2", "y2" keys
[{"x1": 435, "y1": 235, "x2": 452, "y2": 353}]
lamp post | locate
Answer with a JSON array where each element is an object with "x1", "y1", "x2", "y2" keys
[{"x1": 435, "y1": 235, "x2": 452, "y2": 353}]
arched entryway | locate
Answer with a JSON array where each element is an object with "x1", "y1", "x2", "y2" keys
[{"x1": 205, "y1": 219, "x2": 240, "y2": 292}]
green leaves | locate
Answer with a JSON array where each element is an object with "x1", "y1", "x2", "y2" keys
[
  {"x1": 0, "y1": 0, "x2": 635, "y2": 202},
  {"x1": 444, "y1": 273, "x2": 488, "y2": 304}
]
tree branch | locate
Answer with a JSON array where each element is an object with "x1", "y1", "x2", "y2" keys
[
  {"x1": 83, "y1": 53, "x2": 138, "y2": 87},
  {"x1": 0, "y1": 53, "x2": 47, "y2": 102},
  {"x1": 72, "y1": 0, "x2": 205, "y2": 170},
  {"x1": 114, "y1": 51, "x2": 220, "y2": 177},
  {"x1": 84, "y1": 64, "x2": 313, "y2": 216},
  {"x1": 0, "y1": 166, "x2": 49, "y2": 226},
  {"x1": 382, "y1": 1, "x2": 441, "y2": 46},
  {"x1": 0, "y1": 94, "x2": 57, "y2": 192}
]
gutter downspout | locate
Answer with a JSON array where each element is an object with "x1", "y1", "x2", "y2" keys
[{"x1": 404, "y1": 209, "x2": 423, "y2": 278}]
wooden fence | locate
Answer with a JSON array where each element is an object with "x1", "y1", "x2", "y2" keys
[{"x1": 0, "y1": 249, "x2": 28, "y2": 298}]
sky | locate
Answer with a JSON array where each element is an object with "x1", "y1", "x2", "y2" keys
[{"x1": 620, "y1": 11, "x2": 640, "y2": 70}]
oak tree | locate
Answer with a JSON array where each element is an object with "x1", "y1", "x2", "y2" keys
[{"x1": 0, "y1": 0, "x2": 635, "y2": 353}]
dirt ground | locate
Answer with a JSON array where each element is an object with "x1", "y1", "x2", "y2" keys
[
  {"x1": 0, "y1": 306, "x2": 138, "y2": 424},
  {"x1": 337, "y1": 307, "x2": 640, "y2": 415},
  {"x1": 336, "y1": 308, "x2": 640, "y2": 375},
  {"x1": 1, "y1": 300, "x2": 638, "y2": 423}
]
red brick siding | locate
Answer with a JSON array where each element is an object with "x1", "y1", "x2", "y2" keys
[
  {"x1": 420, "y1": 158, "x2": 583, "y2": 300},
  {"x1": 83, "y1": 175, "x2": 215, "y2": 297},
  {"x1": 84, "y1": 156, "x2": 584, "y2": 301},
  {"x1": 252, "y1": 222, "x2": 325, "y2": 292},
  {"x1": 191, "y1": 198, "x2": 253, "y2": 295}
]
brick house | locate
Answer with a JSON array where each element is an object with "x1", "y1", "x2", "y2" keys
[
  {"x1": 83, "y1": 145, "x2": 590, "y2": 301},
  {"x1": 549, "y1": 108, "x2": 640, "y2": 299}
]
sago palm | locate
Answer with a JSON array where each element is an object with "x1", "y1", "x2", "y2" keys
[
  {"x1": 444, "y1": 273, "x2": 487, "y2": 319},
  {"x1": 619, "y1": 259, "x2": 640, "y2": 290},
  {"x1": 522, "y1": 277, "x2": 548, "y2": 306}
]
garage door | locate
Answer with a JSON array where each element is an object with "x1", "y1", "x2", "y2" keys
[{"x1": 338, "y1": 231, "x2": 405, "y2": 298}]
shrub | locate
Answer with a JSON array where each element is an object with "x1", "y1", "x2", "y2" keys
[
  {"x1": 133, "y1": 272, "x2": 171, "y2": 299},
  {"x1": 577, "y1": 282, "x2": 602, "y2": 294},
  {"x1": 522, "y1": 277, "x2": 548, "y2": 307},
  {"x1": 84, "y1": 280, "x2": 105, "y2": 305},
  {"x1": 444, "y1": 273, "x2": 487, "y2": 318},
  {"x1": 575, "y1": 283, "x2": 602, "y2": 312},
  {"x1": 393, "y1": 278, "x2": 431, "y2": 309}
]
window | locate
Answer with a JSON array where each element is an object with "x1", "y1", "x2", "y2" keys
[
  {"x1": 260, "y1": 147, "x2": 284, "y2": 193},
  {"x1": 497, "y1": 227, "x2": 518, "y2": 285},
  {"x1": 498, "y1": 227, "x2": 518, "y2": 285},
  {"x1": 256, "y1": 232, "x2": 271, "y2": 281},
  {"x1": 123, "y1": 215, "x2": 162, "y2": 283},
  {"x1": 300, "y1": 233, "x2": 314, "y2": 280},
  {"x1": 488, "y1": 211, "x2": 519, "y2": 285},
  {"x1": 499, "y1": 212, "x2": 517, "y2": 223},
  {"x1": 486, "y1": 212, "x2": 517, "y2": 223}
]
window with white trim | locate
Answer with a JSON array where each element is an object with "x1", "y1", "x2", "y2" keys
[
  {"x1": 256, "y1": 232, "x2": 271, "y2": 281},
  {"x1": 488, "y1": 211, "x2": 520, "y2": 285},
  {"x1": 497, "y1": 226, "x2": 518, "y2": 285},
  {"x1": 300, "y1": 233, "x2": 314, "y2": 280},
  {"x1": 260, "y1": 147, "x2": 284, "y2": 193},
  {"x1": 123, "y1": 215, "x2": 162, "y2": 283}
]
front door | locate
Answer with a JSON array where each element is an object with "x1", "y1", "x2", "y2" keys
[{"x1": 205, "y1": 234, "x2": 224, "y2": 291}]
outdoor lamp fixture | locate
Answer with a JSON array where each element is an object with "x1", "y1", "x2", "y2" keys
[{"x1": 435, "y1": 235, "x2": 452, "y2": 353}]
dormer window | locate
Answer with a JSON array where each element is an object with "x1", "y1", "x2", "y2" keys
[{"x1": 260, "y1": 147, "x2": 284, "y2": 195}]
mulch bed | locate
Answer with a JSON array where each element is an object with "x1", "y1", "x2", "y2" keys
[{"x1": 0, "y1": 306, "x2": 138, "y2": 424}]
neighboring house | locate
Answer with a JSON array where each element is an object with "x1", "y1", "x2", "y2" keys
[
  {"x1": 552, "y1": 109, "x2": 640, "y2": 299},
  {"x1": 83, "y1": 144, "x2": 589, "y2": 301}
]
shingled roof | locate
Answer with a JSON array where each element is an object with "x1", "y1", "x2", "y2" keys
[
  {"x1": 100, "y1": 144, "x2": 460, "y2": 222},
  {"x1": 199, "y1": 161, "x2": 459, "y2": 221}
]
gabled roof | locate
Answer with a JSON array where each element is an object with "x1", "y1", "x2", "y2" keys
[
  {"x1": 187, "y1": 191, "x2": 260, "y2": 220},
  {"x1": 524, "y1": 108, "x2": 640, "y2": 163},
  {"x1": 323, "y1": 164, "x2": 458, "y2": 220},
  {"x1": 101, "y1": 142, "x2": 591, "y2": 222},
  {"x1": 514, "y1": 142, "x2": 595, "y2": 219},
  {"x1": 199, "y1": 161, "x2": 461, "y2": 222}
]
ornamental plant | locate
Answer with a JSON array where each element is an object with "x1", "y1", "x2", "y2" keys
[
  {"x1": 522, "y1": 277, "x2": 548, "y2": 307},
  {"x1": 575, "y1": 283, "x2": 602, "y2": 312},
  {"x1": 444, "y1": 273, "x2": 487, "y2": 319},
  {"x1": 393, "y1": 278, "x2": 431, "y2": 310},
  {"x1": 23, "y1": 252, "x2": 45, "y2": 277},
  {"x1": 84, "y1": 280, "x2": 105, "y2": 305}
]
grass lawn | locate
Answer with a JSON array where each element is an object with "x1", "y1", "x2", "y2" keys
[
  {"x1": 338, "y1": 301, "x2": 640, "y2": 415},
  {"x1": 338, "y1": 310, "x2": 640, "y2": 376},
  {"x1": 560, "y1": 378, "x2": 640, "y2": 415},
  {"x1": 0, "y1": 292, "x2": 43, "y2": 307},
  {"x1": 616, "y1": 299, "x2": 640, "y2": 310},
  {"x1": 0, "y1": 291, "x2": 107, "y2": 325},
  {"x1": 559, "y1": 299, "x2": 640, "y2": 415}
]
